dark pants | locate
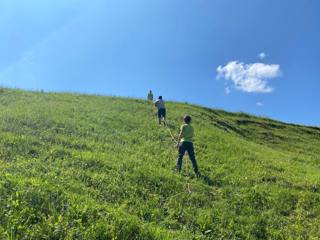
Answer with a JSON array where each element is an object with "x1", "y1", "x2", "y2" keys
[
  {"x1": 158, "y1": 108, "x2": 166, "y2": 119},
  {"x1": 177, "y1": 141, "x2": 199, "y2": 175}
]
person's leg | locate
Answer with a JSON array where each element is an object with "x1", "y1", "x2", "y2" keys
[
  {"x1": 158, "y1": 109, "x2": 161, "y2": 124},
  {"x1": 177, "y1": 142, "x2": 186, "y2": 173},
  {"x1": 186, "y1": 142, "x2": 199, "y2": 176},
  {"x1": 163, "y1": 109, "x2": 167, "y2": 124},
  {"x1": 159, "y1": 109, "x2": 164, "y2": 124}
]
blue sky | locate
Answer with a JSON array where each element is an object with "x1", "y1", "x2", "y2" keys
[{"x1": 0, "y1": 0, "x2": 319, "y2": 126}]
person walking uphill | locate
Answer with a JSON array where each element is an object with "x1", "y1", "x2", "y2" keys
[
  {"x1": 176, "y1": 115, "x2": 200, "y2": 177},
  {"x1": 147, "y1": 90, "x2": 153, "y2": 101},
  {"x1": 154, "y1": 96, "x2": 166, "y2": 125}
]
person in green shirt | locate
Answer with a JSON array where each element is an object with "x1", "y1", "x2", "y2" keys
[
  {"x1": 147, "y1": 90, "x2": 153, "y2": 101},
  {"x1": 176, "y1": 115, "x2": 199, "y2": 177}
]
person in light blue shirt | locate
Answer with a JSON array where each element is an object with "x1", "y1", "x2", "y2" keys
[{"x1": 154, "y1": 96, "x2": 166, "y2": 125}]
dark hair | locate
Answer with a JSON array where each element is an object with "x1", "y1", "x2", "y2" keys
[
  {"x1": 184, "y1": 115, "x2": 192, "y2": 124},
  {"x1": 158, "y1": 96, "x2": 162, "y2": 99}
]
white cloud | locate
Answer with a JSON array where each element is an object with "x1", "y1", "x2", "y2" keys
[
  {"x1": 217, "y1": 61, "x2": 281, "y2": 93},
  {"x1": 256, "y1": 102, "x2": 264, "y2": 107},
  {"x1": 258, "y1": 52, "x2": 267, "y2": 60},
  {"x1": 225, "y1": 87, "x2": 231, "y2": 95}
]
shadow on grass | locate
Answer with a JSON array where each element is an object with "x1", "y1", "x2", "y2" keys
[{"x1": 200, "y1": 174, "x2": 222, "y2": 187}]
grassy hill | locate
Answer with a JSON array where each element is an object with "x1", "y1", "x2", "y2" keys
[{"x1": 0, "y1": 88, "x2": 320, "y2": 239}]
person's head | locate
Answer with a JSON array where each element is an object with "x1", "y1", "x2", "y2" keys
[
  {"x1": 158, "y1": 96, "x2": 162, "y2": 100},
  {"x1": 149, "y1": 90, "x2": 152, "y2": 93},
  {"x1": 184, "y1": 115, "x2": 192, "y2": 124}
]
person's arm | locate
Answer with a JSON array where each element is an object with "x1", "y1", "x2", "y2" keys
[{"x1": 176, "y1": 126, "x2": 184, "y2": 147}]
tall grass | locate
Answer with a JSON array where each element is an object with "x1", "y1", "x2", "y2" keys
[{"x1": 0, "y1": 88, "x2": 319, "y2": 239}]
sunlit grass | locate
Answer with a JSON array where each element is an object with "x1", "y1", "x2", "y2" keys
[{"x1": 0, "y1": 88, "x2": 319, "y2": 239}]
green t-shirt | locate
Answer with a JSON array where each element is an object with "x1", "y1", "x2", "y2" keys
[{"x1": 180, "y1": 123, "x2": 194, "y2": 142}]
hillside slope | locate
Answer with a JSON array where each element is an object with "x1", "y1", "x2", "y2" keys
[{"x1": 0, "y1": 88, "x2": 320, "y2": 239}]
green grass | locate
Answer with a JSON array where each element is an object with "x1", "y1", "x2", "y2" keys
[{"x1": 0, "y1": 88, "x2": 320, "y2": 239}]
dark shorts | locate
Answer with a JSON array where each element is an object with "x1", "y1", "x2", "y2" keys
[{"x1": 158, "y1": 108, "x2": 166, "y2": 118}]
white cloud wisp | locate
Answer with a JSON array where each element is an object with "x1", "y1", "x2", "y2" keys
[
  {"x1": 258, "y1": 52, "x2": 267, "y2": 60},
  {"x1": 217, "y1": 61, "x2": 281, "y2": 93},
  {"x1": 256, "y1": 102, "x2": 264, "y2": 107}
]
